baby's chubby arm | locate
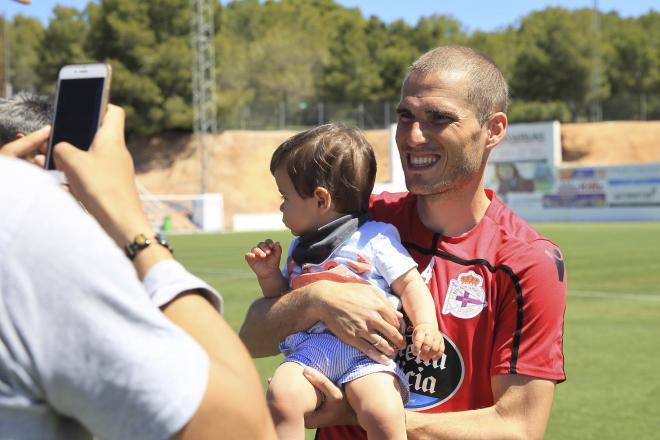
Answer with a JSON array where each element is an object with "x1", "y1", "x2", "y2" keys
[
  {"x1": 391, "y1": 268, "x2": 444, "y2": 362},
  {"x1": 244, "y1": 238, "x2": 288, "y2": 297}
]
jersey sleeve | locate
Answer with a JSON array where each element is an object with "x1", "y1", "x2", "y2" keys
[
  {"x1": 367, "y1": 223, "x2": 418, "y2": 286},
  {"x1": 490, "y1": 239, "x2": 567, "y2": 382},
  {"x1": 2, "y1": 183, "x2": 209, "y2": 440}
]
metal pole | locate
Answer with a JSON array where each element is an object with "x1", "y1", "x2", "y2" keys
[
  {"x1": 357, "y1": 103, "x2": 365, "y2": 129},
  {"x1": 191, "y1": 0, "x2": 217, "y2": 194},
  {"x1": 318, "y1": 101, "x2": 324, "y2": 125},
  {"x1": 640, "y1": 93, "x2": 647, "y2": 121},
  {"x1": 590, "y1": 0, "x2": 602, "y2": 122},
  {"x1": 384, "y1": 101, "x2": 390, "y2": 128},
  {"x1": 279, "y1": 101, "x2": 286, "y2": 129}
]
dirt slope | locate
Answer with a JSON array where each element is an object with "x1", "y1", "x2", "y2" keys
[
  {"x1": 561, "y1": 121, "x2": 660, "y2": 165},
  {"x1": 134, "y1": 121, "x2": 659, "y2": 229}
]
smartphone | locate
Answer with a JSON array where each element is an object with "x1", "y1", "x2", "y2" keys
[{"x1": 45, "y1": 63, "x2": 112, "y2": 170}]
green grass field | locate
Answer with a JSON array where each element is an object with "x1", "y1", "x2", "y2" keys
[{"x1": 170, "y1": 222, "x2": 660, "y2": 439}]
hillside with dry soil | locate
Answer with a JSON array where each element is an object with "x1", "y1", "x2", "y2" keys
[{"x1": 133, "y1": 121, "x2": 659, "y2": 229}]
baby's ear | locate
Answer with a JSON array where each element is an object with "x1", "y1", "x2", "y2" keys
[{"x1": 313, "y1": 186, "x2": 332, "y2": 210}]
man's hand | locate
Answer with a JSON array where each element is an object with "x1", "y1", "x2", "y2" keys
[
  {"x1": 412, "y1": 322, "x2": 444, "y2": 362},
  {"x1": 240, "y1": 280, "x2": 406, "y2": 362},
  {"x1": 245, "y1": 239, "x2": 282, "y2": 278},
  {"x1": 302, "y1": 367, "x2": 357, "y2": 429},
  {"x1": 0, "y1": 126, "x2": 50, "y2": 167},
  {"x1": 311, "y1": 282, "x2": 405, "y2": 364}
]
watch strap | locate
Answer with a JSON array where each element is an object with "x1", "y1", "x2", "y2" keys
[{"x1": 125, "y1": 233, "x2": 174, "y2": 260}]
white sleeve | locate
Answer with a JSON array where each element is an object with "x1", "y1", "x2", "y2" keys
[
  {"x1": 2, "y1": 182, "x2": 209, "y2": 440},
  {"x1": 368, "y1": 223, "x2": 418, "y2": 286},
  {"x1": 143, "y1": 259, "x2": 223, "y2": 312}
]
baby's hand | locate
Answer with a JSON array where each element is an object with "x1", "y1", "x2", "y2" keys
[
  {"x1": 244, "y1": 239, "x2": 282, "y2": 278},
  {"x1": 412, "y1": 322, "x2": 444, "y2": 362}
]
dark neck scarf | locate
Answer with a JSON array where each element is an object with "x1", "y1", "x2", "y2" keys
[{"x1": 291, "y1": 213, "x2": 369, "y2": 266}]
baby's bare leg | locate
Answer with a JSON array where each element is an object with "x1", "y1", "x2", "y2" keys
[
  {"x1": 268, "y1": 362, "x2": 322, "y2": 440},
  {"x1": 345, "y1": 372, "x2": 406, "y2": 440}
]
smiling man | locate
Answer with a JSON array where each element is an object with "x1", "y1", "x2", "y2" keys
[{"x1": 240, "y1": 45, "x2": 567, "y2": 440}]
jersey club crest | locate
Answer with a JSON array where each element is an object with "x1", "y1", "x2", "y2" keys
[{"x1": 442, "y1": 271, "x2": 487, "y2": 319}]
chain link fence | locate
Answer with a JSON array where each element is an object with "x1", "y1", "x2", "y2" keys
[
  {"x1": 218, "y1": 94, "x2": 659, "y2": 130},
  {"x1": 222, "y1": 101, "x2": 399, "y2": 130}
]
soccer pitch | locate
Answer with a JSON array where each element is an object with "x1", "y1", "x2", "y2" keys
[{"x1": 170, "y1": 222, "x2": 660, "y2": 439}]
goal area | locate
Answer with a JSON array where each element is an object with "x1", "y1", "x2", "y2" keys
[{"x1": 140, "y1": 193, "x2": 224, "y2": 234}]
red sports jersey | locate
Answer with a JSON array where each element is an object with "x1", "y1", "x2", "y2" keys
[{"x1": 318, "y1": 189, "x2": 566, "y2": 440}]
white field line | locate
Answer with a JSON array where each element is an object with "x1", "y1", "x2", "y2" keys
[{"x1": 570, "y1": 290, "x2": 660, "y2": 302}]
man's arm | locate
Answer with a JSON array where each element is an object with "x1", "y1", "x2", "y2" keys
[
  {"x1": 304, "y1": 370, "x2": 555, "y2": 440},
  {"x1": 239, "y1": 280, "x2": 406, "y2": 364},
  {"x1": 406, "y1": 375, "x2": 555, "y2": 440},
  {"x1": 240, "y1": 288, "x2": 320, "y2": 357}
]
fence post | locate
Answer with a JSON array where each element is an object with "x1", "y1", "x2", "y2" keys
[
  {"x1": 640, "y1": 93, "x2": 647, "y2": 121},
  {"x1": 239, "y1": 106, "x2": 246, "y2": 129},
  {"x1": 384, "y1": 102, "x2": 390, "y2": 128},
  {"x1": 279, "y1": 102, "x2": 286, "y2": 128},
  {"x1": 318, "y1": 102, "x2": 324, "y2": 125},
  {"x1": 357, "y1": 103, "x2": 365, "y2": 128}
]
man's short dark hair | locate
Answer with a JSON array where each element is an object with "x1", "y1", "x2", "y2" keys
[
  {"x1": 270, "y1": 124, "x2": 377, "y2": 215},
  {"x1": 0, "y1": 93, "x2": 53, "y2": 145},
  {"x1": 409, "y1": 45, "x2": 508, "y2": 125}
]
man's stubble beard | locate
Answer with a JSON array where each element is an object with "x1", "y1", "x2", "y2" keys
[{"x1": 404, "y1": 131, "x2": 486, "y2": 198}]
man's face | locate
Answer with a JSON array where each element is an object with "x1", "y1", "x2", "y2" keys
[{"x1": 395, "y1": 71, "x2": 488, "y2": 197}]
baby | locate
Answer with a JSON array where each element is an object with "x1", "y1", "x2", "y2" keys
[{"x1": 245, "y1": 124, "x2": 444, "y2": 439}]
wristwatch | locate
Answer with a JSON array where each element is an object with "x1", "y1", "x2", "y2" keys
[{"x1": 125, "y1": 233, "x2": 174, "y2": 260}]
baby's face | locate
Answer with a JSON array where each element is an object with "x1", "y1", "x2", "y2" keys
[{"x1": 273, "y1": 167, "x2": 322, "y2": 236}]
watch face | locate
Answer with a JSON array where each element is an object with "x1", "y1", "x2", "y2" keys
[{"x1": 135, "y1": 234, "x2": 150, "y2": 247}]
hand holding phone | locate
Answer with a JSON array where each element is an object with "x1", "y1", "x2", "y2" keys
[
  {"x1": 45, "y1": 63, "x2": 112, "y2": 170},
  {"x1": 50, "y1": 104, "x2": 154, "y2": 250}
]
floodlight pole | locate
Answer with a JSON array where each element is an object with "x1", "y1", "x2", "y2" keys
[
  {"x1": 191, "y1": 0, "x2": 217, "y2": 194},
  {"x1": 590, "y1": 0, "x2": 602, "y2": 122}
]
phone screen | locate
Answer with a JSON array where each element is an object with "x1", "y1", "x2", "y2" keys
[{"x1": 46, "y1": 77, "x2": 105, "y2": 170}]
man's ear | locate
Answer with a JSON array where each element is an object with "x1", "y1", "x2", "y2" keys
[
  {"x1": 313, "y1": 186, "x2": 332, "y2": 212},
  {"x1": 14, "y1": 132, "x2": 26, "y2": 140},
  {"x1": 485, "y1": 112, "x2": 507, "y2": 153}
]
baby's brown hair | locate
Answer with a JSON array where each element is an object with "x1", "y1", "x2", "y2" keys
[{"x1": 270, "y1": 124, "x2": 377, "y2": 215}]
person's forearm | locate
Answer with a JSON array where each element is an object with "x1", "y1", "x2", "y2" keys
[
  {"x1": 406, "y1": 376, "x2": 554, "y2": 440},
  {"x1": 406, "y1": 407, "x2": 525, "y2": 440},
  {"x1": 165, "y1": 294, "x2": 276, "y2": 439},
  {"x1": 239, "y1": 281, "x2": 325, "y2": 357}
]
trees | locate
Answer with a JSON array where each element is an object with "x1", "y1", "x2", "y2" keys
[
  {"x1": 7, "y1": 15, "x2": 43, "y2": 94},
  {"x1": 6, "y1": 2, "x2": 657, "y2": 132},
  {"x1": 318, "y1": 6, "x2": 382, "y2": 103},
  {"x1": 412, "y1": 14, "x2": 466, "y2": 53},
  {"x1": 512, "y1": 8, "x2": 591, "y2": 104},
  {"x1": 36, "y1": 6, "x2": 91, "y2": 94},
  {"x1": 86, "y1": 0, "x2": 193, "y2": 134}
]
